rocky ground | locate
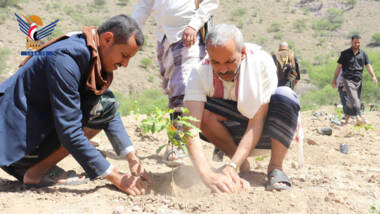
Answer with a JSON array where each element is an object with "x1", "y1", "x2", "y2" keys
[{"x1": 0, "y1": 106, "x2": 379, "y2": 214}]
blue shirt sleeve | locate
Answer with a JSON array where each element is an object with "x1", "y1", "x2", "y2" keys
[
  {"x1": 103, "y1": 112, "x2": 135, "y2": 157},
  {"x1": 45, "y1": 51, "x2": 110, "y2": 179}
]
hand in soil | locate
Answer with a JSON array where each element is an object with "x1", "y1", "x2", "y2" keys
[{"x1": 222, "y1": 166, "x2": 250, "y2": 190}]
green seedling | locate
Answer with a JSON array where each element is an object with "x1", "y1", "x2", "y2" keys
[{"x1": 141, "y1": 107, "x2": 201, "y2": 155}]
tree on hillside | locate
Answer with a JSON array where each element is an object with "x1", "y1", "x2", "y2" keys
[
  {"x1": 346, "y1": 0, "x2": 357, "y2": 10},
  {"x1": 372, "y1": 33, "x2": 380, "y2": 46},
  {"x1": 0, "y1": 0, "x2": 26, "y2": 9}
]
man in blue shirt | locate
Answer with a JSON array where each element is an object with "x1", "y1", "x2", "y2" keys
[{"x1": 0, "y1": 15, "x2": 150, "y2": 195}]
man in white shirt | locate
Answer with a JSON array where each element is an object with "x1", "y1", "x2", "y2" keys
[
  {"x1": 184, "y1": 24, "x2": 300, "y2": 193},
  {"x1": 132, "y1": 0, "x2": 219, "y2": 165},
  {"x1": 132, "y1": 0, "x2": 218, "y2": 108}
]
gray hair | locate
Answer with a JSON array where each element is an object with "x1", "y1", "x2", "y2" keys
[
  {"x1": 205, "y1": 24, "x2": 244, "y2": 52},
  {"x1": 98, "y1": 14, "x2": 144, "y2": 47},
  {"x1": 279, "y1": 41, "x2": 288, "y2": 49}
]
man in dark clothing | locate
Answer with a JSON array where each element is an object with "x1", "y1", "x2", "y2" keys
[
  {"x1": 0, "y1": 15, "x2": 150, "y2": 195},
  {"x1": 332, "y1": 35, "x2": 377, "y2": 125},
  {"x1": 272, "y1": 41, "x2": 300, "y2": 90}
]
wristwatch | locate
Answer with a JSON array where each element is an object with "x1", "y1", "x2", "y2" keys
[{"x1": 226, "y1": 162, "x2": 238, "y2": 172}]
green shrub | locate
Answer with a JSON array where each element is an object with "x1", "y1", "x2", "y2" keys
[
  {"x1": 301, "y1": 86, "x2": 339, "y2": 110},
  {"x1": 49, "y1": 27, "x2": 65, "y2": 40},
  {"x1": 148, "y1": 74, "x2": 154, "y2": 83},
  {"x1": 346, "y1": 0, "x2": 357, "y2": 8},
  {"x1": 232, "y1": 8, "x2": 247, "y2": 17},
  {"x1": 140, "y1": 57, "x2": 153, "y2": 69},
  {"x1": 258, "y1": 37, "x2": 267, "y2": 45},
  {"x1": 316, "y1": 37, "x2": 328, "y2": 47},
  {"x1": 114, "y1": 89, "x2": 168, "y2": 116},
  {"x1": 301, "y1": 7, "x2": 310, "y2": 15},
  {"x1": 267, "y1": 22, "x2": 281, "y2": 33},
  {"x1": 63, "y1": 6, "x2": 100, "y2": 27},
  {"x1": 299, "y1": 59, "x2": 313, "y2": 74},
  {"x1": 347, "y1": 30, "x2": 360, "y2": 39},
  {"x1": 312, "y1": 8, "x2": 344, "y2": 31},
  {"x1": 293, "y1": 18, "x2": 307, "y2": 32},
  {"x1": 118, "y1": 0, "x2": 129, "y2": 6},
  {"x1": 0, "y1": 48, "x2": 11, "y2": 82},
  {"x1": 372, "y1": 33, "x2": 380, "y2": 46},
  {"x1": 237, "y1": 20, "x2": 244, "y2": 29},
  {"x1": 326, "y1": 8, "x2": 344, "y2": 29},
  {"x1": 0, "y1": 0, "x2": 27, "y2": 8},
  {"x1": 63, "y1": 5, "x2": 76, "y2": 15},
  {"x1": 94, "y1": 0, "x2": 106, "y2": 6},
  {"x1": 0, "y1": 8, "x2": 8, "y2": 24},
  {"x1": 273, "y1": 32, "x2": 283, "y2": 40}
]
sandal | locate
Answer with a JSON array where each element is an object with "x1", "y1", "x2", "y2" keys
[
  {"x1": 266, "y1": 169, "x2": 292, "y2": 191},
  {"x1": 162, "y1": 147, "x2": 186, "y2": 167},
  {"x1": 24, "y1": 166, "x2": 89, "y2": 189}
]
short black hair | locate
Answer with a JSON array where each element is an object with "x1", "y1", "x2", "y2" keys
[
  {"x1": 351, "y1": 34, "x2": 361, "y2": 40},
  {"x1": 98, "y1": 14, "x2": 144, "y2": 47}
]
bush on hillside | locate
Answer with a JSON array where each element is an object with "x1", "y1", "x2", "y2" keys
[
  {"x1": 312, "y1": 8, "x2": 344, "y2": 31},
  {"x1": 267, "y1": 22, "x2": 281, "y2": 33},
  {"x1": 293, "y1": 18, "x2": 307, "y2": 32},
  {"x1": 301, "y1": 86, "x2": 340, "y2": 110},
  {"x1": 232, "y1": 8, "x2": 247, "y2": 17},
  {"x1": 0, "y1": 0, "x2": 27, "y2": 8},
  {"x1": 0, "y1": 8, "x2": 8, "y2": 24},
  {"x1": 237, "y1": 20, "x2": 244, "y2": 29},
  {"x1": 140, "y1": 58, "x2": 153, "y2": 69},
  {"x1": 63, "y1": 6, "x2": 101, "y2": 26},
  {"x1": 273, "y1": 32, "x2": 283, "y2": 40},
  {"x1": 118, "y1": 0, "x2": 129, "y2": 6},
  {"x1": 114, "y1": 89, "x2": 168, "y2": 116},
  {"x1": 347, "y1": 31, "x2": 360, "y2": 39},
  {"x1": 372, "y1": 33, "x2": 380, "y2": 46},
  {"x1": 346, "y1": 0, "x2": 357, "y2": 9},
  {"x1": 94, "y1": 0, "x2": 106, "y2": 6}
]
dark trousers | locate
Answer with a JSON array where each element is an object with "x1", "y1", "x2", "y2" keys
[{"x1": 1, "y1": 91, "x2": 119, "y2": 181}]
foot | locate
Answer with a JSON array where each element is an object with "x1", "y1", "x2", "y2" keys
[
  {"x1": 356, "y1": 116, "x2": 366, "y2": 126},
  {"x1": 24, "y1": 166, "x2": 87, "y2": 186},
  {"x1": 162, "y1": 147, "x2": 186, "y2": 167},
  {"x1": 266, "y1": 169, "x2": 291, "y2": 191}
]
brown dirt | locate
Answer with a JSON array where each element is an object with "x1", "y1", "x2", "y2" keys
[{"x1": 1, "y1": 107, "x2": 379, "y2": 214}]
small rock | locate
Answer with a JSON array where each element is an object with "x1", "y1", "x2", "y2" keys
[
  {"x1": 132, "y1": 205, "x2": 141, "y2": 212},
  {"x1": 319, "y1": 127, "x2": 332, "y2": 136},
  {"x1": 297, "y1": 174, "x2": 306, "y2": 182},
  {"x1": 306, "y1": 138, "x2": 318, "y2": 145},
  {"x1": 291, "y1": 161, "x2": 298, "y2": 169},
  {"x1": 156, "y1": 207, "x2": 181, "y2": 214},
  {"x1": 290, "y1": 193, "x2": 296, "y2": 199},
  {"x1": 113, "y1": 206, "x2": 125, "y2": 214},
  {"x1": 254, "y1": 163, "x2": 263, "y2": 169},
  {"x1": 331, "y1": 119, "x2": 342, "y2": 126}
]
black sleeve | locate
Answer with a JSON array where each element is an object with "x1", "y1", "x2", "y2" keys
[
  {"x1": 337, "y1": 51, "x2": 345, "y2": 65},
  {"x1": 363, "y1": 51, "x2": 370, "y2": 65}
]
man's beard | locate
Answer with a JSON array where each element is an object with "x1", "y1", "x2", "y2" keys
[{"x1": 216, "y1": 58, "x2": 242, "y2": 82}]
